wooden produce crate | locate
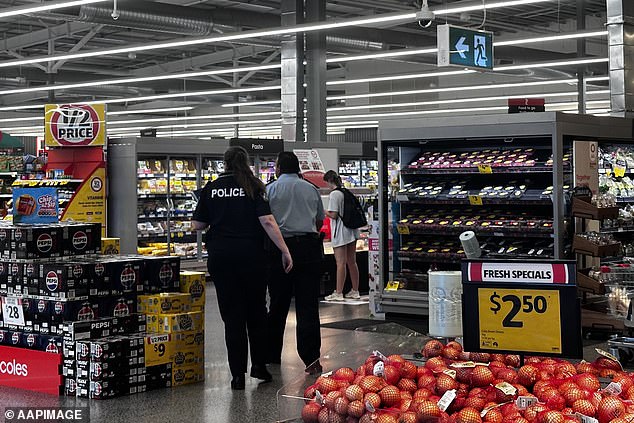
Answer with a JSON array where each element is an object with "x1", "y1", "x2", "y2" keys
[
  {"x1": 572, "y1": 196, "x2": 619, "y2": 220},
  {"x1": 573, "y1": 235, "x2": 621, "y2": 257}
]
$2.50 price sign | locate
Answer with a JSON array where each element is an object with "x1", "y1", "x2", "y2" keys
[{"x1": 477, "y1": 288, "x2": 562, "y2": 354}]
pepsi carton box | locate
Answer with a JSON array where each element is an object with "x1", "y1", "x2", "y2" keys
[
  {"x1": 75, "y1": 340, "x2": 92, "y2": 361},
  {"x1": 112, "y1": 313, "x2": 146, "y2": 335},
  {"x1": 0, "y1": 261, "x2": 8, "y2": 293},
  {"x1": 50, "y1": 299, "x2": 98, "y2": 324},
  {"x1": 7, "y1": 261, "x2": 24, "y2": 287},
  {"x1": 99, "y1": 294, "x2": 137, "y2": 319},
  {"x1": 104, "y1": 256, "x2": 144, "y2": 295},
  {"x1": 37, "y1": 262, "x2": 89, "y2": 298},
  {"x1": 90, "y1": 339, "x2": 123, "y2": 362},
  {"x1": 0, "y1": 224, "x2": 13, "y2": 257},
  {"x1": 144, "y1": 363, "x2": 172, "y2": 390},
  {"x1": 0, "y1": 330, "x2": 8, "y2": 345},
  {"x1": 82, "y1": 258, "x2": 111, "y2": 297},
  {"x1": 61, "y1": 222, "x2": 101, "y2": 256},
  {"x1": 37, "y1": 335, "x2": 62, "y2": 354},
  {"x1": 63, "y1": 317, "x2": 114, "y2": 342},
  {"x1": 7, "y1": 330, "x2": 21, "y2": 347},
  {"x1": 20, "y1": 332, "x2": 39, "y2": 349},
  {"x1": 63, "y1": 377, "x2": 77, "y2": 397},
  {"x1": 143, "y1": 256, "x2": 180, "y2": 293},
  {"x1": 11, "y1": 224, "x2": 62, "y2": 259},
  {"x1": 22, "y1": 261, "x2": 42, "y2": 296}
]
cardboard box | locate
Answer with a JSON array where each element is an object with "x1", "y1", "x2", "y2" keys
[
  {"x1": 108, "y1": 257, "x2": 144, "y2": 295},
  {"x1": 0, "y1": 225, "x2": 12, "y2": 258},
  {"x1": 37, "y1": 262, "x2": 89, "y2": 298},
  {"x1": 171, "y1": 363, "x2": 204, "y2": 387},
  {"x1": 11, "y1": 225, "x2": 62, "y2": 259},
  {"x1": 144, "y1": 256, "x2": 180, "y2": 293},
  {"x1": 156, "y1": 311, "x2": 203, "y2": 334},
  {"x1": 101, "y1": 238, "x2": 120, "y2": 255},
  {"x1": 61, "y1": 222, "x2": 101, "y2": 256},
  {"x1": 100, "y1": 294, "x2": 137, "y2": 319},
  {"x1": 179, "y1": 271, "x2": 205, "y2": 308},
  {"x1": 138, "y1": 293, "x2": 192, "y2": 315},
  {"x1": 50, "y1": 299, "x2": 98, "y2": 324},
  {"x1": 144, "y1": 333, "x2": 173, "y2": 366},
  {"x1": 171, "y1": 346, "x2": 204, "y2": 368},
  {"x1": 173, "y1": 330, "x2": 204, "y2": 350}
]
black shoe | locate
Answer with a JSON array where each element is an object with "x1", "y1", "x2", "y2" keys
[
  {"x1": 250, "y1": 365, "x2": 273, "y2": 383},
  {"x1": 231, "y1": 375, "x2": 245, "y2": 390},
  {"x1": 305, "y1": 361, "x2": 323, "y2": 375}
]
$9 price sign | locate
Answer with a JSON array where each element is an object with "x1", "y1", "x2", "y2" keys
[{"x1": 477, "y1": 288, "x2": 562, "y2": 354}]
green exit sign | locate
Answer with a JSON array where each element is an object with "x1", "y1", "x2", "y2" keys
[{"x1": 437, "y1": 24, "x2": 494, "y2": 70}]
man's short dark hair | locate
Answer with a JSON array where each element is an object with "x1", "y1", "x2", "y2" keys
[{"x1": 277, "y1": 151, "x2": 301, "y2": 174}]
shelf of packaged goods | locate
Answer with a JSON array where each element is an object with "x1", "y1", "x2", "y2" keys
[
  {"x1": 601, "y1": 227, "x2": 634, "y2": 234},
  {"x1": 138, "y1": 213, "x2": 193, "y2": 220},
  {"x1": 395, "y1": 194, "x2": 553, "y2": 206},
  {"x1": 12, "y1": 179, "x2": 84, "y2": 186},
  {"x1": 397, "y1": 223, "x2": 554, "y2": 239},
  {"x1": 137, "y1": 173, "x2": 167, "y2": 178},
  {"x1": 139, "y1": 232, "x2": 196, "y2": 240},
  {"x1": 599, "y1": 168, "x2": 634, "y2": 175},
  {"x1": 0, "y1": 172, "x2": 18, "y2": 177},
  {"x1": 617, "y1": 198, "x2": 634, "y2": 204},
  {"x1": 137, "y1": 193, "x2": 192, "y2": 199},
  {"x1": 398, "y1": 252, "x2": 463, "y2": 264},
  {"x1": 400, "y1": 164, "x2": 569, "y2": 175}
]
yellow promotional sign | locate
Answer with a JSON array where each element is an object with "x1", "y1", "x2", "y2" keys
[
  {"x1": 45, "y1": 104, "x2": 106, "y2": 147},
  {"x1": 478, "y1": 164, "x2": 493, "y2": 174},
  {"x1": 477, "y1": 287, "x2": 562, "y2": 354},
  {"x1": 469, "y1": 195, "x2": 483, "y2": 206},
  {"x1": 397, "y1": 224, "x2": 410, "y2": 235},
  {"x1": 61, "y1": 167, "x2": 106, "y2": 236}
]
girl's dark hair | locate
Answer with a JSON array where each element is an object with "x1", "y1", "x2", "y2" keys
[
  {"x1": 224, "y1": 146, "x2": 265, "y2": 199},
  {"x1": 323, "y1": 170, "x2": 342, "y2": 188}
]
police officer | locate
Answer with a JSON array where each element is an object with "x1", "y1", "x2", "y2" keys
[
  {"x1": 266, "y1": 151, "x2": 325, "y2": 374},
  {"x1": 192, "y1": 146, "x2": 292, "y2": 390}
]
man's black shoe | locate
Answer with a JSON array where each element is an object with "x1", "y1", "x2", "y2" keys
[
  {"x1": 250, "y1": 365, "x2": 273, "y2": 383},
  {"x1": 305, "y1": 361, "x2": 323, "y2": 375},
  {"x1": 231, "y1": 375, "x2": 245, "y2": 390}
]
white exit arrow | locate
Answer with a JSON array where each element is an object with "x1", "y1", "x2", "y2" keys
[{"x1": 456, "y1": 36, "x2": 469, "y2": 59}]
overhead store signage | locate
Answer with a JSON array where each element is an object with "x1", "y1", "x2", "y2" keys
[
  {"x1": 45, "y1": 104, "x2": 106, "y2": 147},
  {"x1": 437, "y1": 24, "x2": 494, "y2": 70},
  {"x1": 508, "y1": 98, "x2": 546, "y2": 113},
  {"x1": 462, "y1": 259, "x2": 582, "y2": 358},
  {"x1": 229, "y1": 138, "x2": 284, "y2": 155}
]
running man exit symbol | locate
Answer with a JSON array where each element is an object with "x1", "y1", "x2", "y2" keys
[{"x1": 437, "y1": 24, "x2": 494, "y2": 70}]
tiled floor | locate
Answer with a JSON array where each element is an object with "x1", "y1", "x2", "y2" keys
[{"x1": 0, "y1": 283, "x2": 612, "y2": 423}]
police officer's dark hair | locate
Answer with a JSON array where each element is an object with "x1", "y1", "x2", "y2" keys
[
  {"x1": 224, "y1": 146, "x2": 265, "y2": 199},
  {"x1": 276, "y1": 152, "x2": 301, "y2": 174},
  {"x1": 323, "y1": 170, "x2": 342, "y2": 188}
]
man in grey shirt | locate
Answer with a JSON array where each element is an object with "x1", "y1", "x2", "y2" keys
[{"x1": 266, "y1": 151, "x2": 325, "y2": 374}]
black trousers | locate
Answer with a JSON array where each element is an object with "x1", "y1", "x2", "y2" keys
[
  {"x1": 267, "y1": 235, "x2": 323, "y2": 367},
  {"x1": 208, "y1": 240, "x2": 268, "y2": 377}
]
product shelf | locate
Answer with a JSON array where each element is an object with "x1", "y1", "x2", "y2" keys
[
  {"x1": 397, "y1": 223, "x2": 554, "y2": 238},
  {"x1": 397, "y1": 192, "x2": 553, "y2": 206},
  {"x1": 401, "y1": 164, "x2": 568, "y2": 175}
]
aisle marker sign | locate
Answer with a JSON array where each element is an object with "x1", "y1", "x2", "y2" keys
[
  {"x1": 45, "y1": 104, "x2": 106, "y2": 147},
  {"x1": 462, "y1": 259, "x2": 582, "y2": 358},
  {"x1": 437, "y1": 25, "x2": 494, "y2": 70}
]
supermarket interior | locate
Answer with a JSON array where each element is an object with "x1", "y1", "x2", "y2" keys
[{"x1": 2, "y1": 0, "x2": 634, "y2": 422}]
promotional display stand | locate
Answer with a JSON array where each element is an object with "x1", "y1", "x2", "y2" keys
[{"x1": 461, "y1": 259, "x2": 583, "y2": 359}]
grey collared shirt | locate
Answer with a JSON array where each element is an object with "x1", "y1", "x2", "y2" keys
[{"x1": 266, "y1": 174, "x2": 325, "y2": 237}]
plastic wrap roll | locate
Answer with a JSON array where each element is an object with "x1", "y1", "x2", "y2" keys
[
  {"x1": 459, "y1": 231, "x2": 481, "y2": 259},
  {"x1": 428, "y1": 271, "x2": 463, "y2": 338}
]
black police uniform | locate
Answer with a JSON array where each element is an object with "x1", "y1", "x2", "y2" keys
[{"x1": 193, "y1": 173, "x2": 270, "y2": 377}]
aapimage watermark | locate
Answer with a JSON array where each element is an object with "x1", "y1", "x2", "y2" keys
[{"x1": 4, "y1": 407, "x2": 89, "y2": 422}]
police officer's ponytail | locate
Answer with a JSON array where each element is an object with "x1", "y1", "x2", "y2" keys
[{"x1": 224, "y1": 146, "x2": 265, "y2": 199}]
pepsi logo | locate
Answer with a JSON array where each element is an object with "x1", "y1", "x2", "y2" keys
[
  {"x1": 120, "y1": 266, "x2": 136, "y2": 289},
  {"x1": 66, "y1": 379, "x2": 76, "y2": 393},
  {"x1": 93, "y1": 363, "x2": 102, "y2": 378},
  {"x1": 45, "y1": 340, "x2": 59, "y2": 354},
  {"x1": 78, "y1": 343, "x2": 90, "y2": 358},
  {"x1": 25, "y1": 263, "x2": 34, "y2": 277},
  {"x1": 72, "y1": 265, "x2": 83, "y2": 278},
  {"x1": 38, "y1": 300, "x2": 48, "y2": 313},
  {"x1": 72, "y1": 231, "x2": 88, "y2": 251},
  {"x1": 93, "y1": 344, "x2": 103, "y2": 358},
  {"x1": 77, "y1": 304, "x2": 95, "y2": 321},
  {"x1": 14, "y1": 229, "x2": 22, "y2": 241},
  {"x1": 26, "y1": 334, "x2": 35, "y2": 347},
  {"x1": 10, "y1": 263, "x2": 19, "y2": 276},
  {"x1": 94, "y1": 263, "x2": 105, "y2": 277},
  {"x1": 37, "y1": 233, "x2": 53, "y2": 253},
  {"x1": 190, "y1": 280, "x2": 204, "y2": 298},
  {"x1": 159, "y1": 264, "x2": 173, "y2": 285},
  {"x1": 11, "y1": 333, "x2": 19, "y2": 345},
  {"x1": 54, "y1": 302, "x2": 64, "y2": 315},
  {"x1": 93, "y1": 382, "x2": 102, "y2": 396},
  {"x1": 45, "y1": 271, "x2": 59, "y2": 292},
  {"x1": 113, "y1": 301, "x2": 130, "y2": 317}
]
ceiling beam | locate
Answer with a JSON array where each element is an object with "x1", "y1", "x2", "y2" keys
[
  {"x1": 52, "y1": 24, "x2": 104, "y2": 72},
  {"x1": 0, "y1": 22, "x2": 96, "y2": 52}
]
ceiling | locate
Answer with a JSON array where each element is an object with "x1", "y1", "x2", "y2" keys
[{"x1": 0, "y1": 0, "x2": 610, "y2": 139}]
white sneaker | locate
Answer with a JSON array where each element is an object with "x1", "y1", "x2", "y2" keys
[
  {"x1": 325, "y1": 292, "x2": 344, "y2": 301},
  {"x1": 344, "y1": 290, "x2": 361, "y2": 299}
]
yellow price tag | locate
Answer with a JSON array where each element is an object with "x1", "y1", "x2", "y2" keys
[
  {"x1": 144, "y1": 334, "x2": 174, "y2": 366},
  {"x1": 469, "y1": 195, "x2": 483, "y2": 206},
  {"x1": 478, "y1": 288, "x2": 561, "y2": 354},
  {"x1": 478, "y1": 164, "x2": 493, "y2": 174},
  {"x1": 614, "y1": 166, "x2": 627, "y2": 178},
  {"x1": 397, "y1": 224, "x2": 410, "y2": 235},
  {"x1": 385, "y1": 281, "x2": 400, "y2": 291}
]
